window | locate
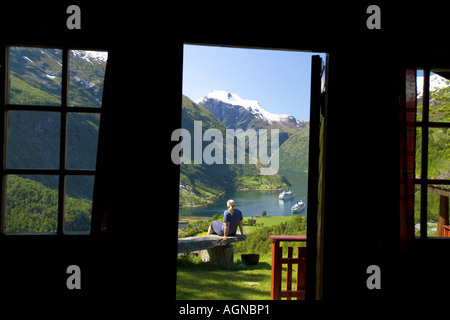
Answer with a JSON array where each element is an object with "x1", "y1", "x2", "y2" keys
[
  {"x1": 415, "y1": 68, "x2": 450, "y2": 238},
  {"x1": 0, "y1": 46, "x2": 107, "y2": 234},
  {"x1": 176, "y1": 44, "x2": 328, "y2": 300}
]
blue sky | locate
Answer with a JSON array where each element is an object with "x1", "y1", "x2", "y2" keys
[{"x1": 182, "y1": 44, "x2": 326, "y2": 121}]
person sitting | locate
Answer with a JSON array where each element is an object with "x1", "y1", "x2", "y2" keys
[{"x1": 207, "y1": 199, "x2": 246, "y2": 242}]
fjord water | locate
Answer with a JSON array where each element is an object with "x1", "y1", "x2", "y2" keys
[{"x1": 179, "y1": 171, "x2": 308, "y2": 218}]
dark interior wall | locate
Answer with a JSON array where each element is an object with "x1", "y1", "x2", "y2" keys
[
  {"x1": 0, "y1": 4, "x2": 185, "y2": 299},
  {"x1": 0, "y1": 3, "x2": 449, "y2": 300}
]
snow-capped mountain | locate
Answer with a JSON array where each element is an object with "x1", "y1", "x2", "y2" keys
[
  {"x1": 417, "y1": 74, "x2": 450, "y2": 98},
  {"x1": 72, "y1": 50, "x2": 108, "y2": 63},
  {"x1": 195, "y1": 90, "x2": 300, "y2": 131}
]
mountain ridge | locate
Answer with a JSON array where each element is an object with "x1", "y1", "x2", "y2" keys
[
  {"x1": 194, "y1": 90, "x2": 310, "y2": 173},
  {"x1": 196, "y1": 90, "x2": 301, "y2": 132},
  {"x1": 179, "y1": 94, "x2": 291, "y2": 207}
]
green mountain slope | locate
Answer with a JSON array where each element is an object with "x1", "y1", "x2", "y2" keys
[
  {"x1": 179, "y1": 95, "x2": 290, "y2": 207},
  {"x1": 179, "y1": 95, "x2": 231, "y2": 206},
  {"x1": 9, "y1": 47, "x2": 106, "y2": 108},
  {"x1": 279, "y1": 123, "x2": 310, "y2": 172},
  {"x1": 7, "y1": 47, "x2": 106, "y2": 199},
  {"x1": 5, "y1": 175, "x2": 91, "y2": 233},
  {"x1": 197, "y1": 91, "x2": 310, "y2": 173},
  {"x1": 3, "y1": 47, "x2": 107, "y2": 232}
]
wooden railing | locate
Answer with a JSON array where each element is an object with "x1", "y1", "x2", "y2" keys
[
  {"x1": 443, "y1": 225, "x2": 450, "y2": 238},
  {"x1": 269, "y1": 235, "x2": 307, "y2": 300}
]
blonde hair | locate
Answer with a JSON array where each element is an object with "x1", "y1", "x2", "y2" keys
[{"x1": 227, "y1": 199, "x2": 235, "y2": 214}]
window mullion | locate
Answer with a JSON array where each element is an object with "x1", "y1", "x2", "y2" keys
[{"x1": 58, "y1": 48, "x2": 69, "y2": 235}]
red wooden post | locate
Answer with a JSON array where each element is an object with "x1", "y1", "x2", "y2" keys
[
  {"x1": 438, "y1": 195, "x2": 449, "y2": 237},
  {"x1": 271, "y1": 239, "x2": 282, "y2": 300},
  {"x1": 297, "y1": 246, "x2": 307, "y2": 291},
  {"x1": 286, "y1": 247, "x2": 293, "y2": 300},
  {"x1": 443, "y1": 225, "x2": 450, "y2": 238},
  {"x1": 270, "y1": 235, "x2": 307, "y2": 300}
]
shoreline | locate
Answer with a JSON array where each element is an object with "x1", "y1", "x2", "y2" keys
[{"x1": 179, "y1": 188, "x2": 283, "y2": 208}]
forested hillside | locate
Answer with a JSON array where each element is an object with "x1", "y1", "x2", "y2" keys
[
  {"x1": 279, "y1": 123, "x2": 309, "y2": 172},
  {"x1": 3, "y1": 47, "x2": 107, "y2": 233},
  {"x1": 5, "y1": 175, "x2": 91, "y2": 233},
  {"x1": 7, "y1": 47, "x2": 105, "y2": 199}
]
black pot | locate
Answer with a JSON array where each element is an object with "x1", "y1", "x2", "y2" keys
[{"x1": 241, "y1": 254, "x2": 260, "y2": 265}]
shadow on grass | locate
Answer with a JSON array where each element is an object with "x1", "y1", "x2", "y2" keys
[{"x1": 176, "y1": 257, "x2": 272, "y2": 300}]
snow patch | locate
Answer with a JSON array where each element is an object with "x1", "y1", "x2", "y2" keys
[
  {"x1": 71, "y1": 50, "x2": 108, "y2": 63},
  {"x1": 196, "y1": 90, "x2": 293, "y2": 124},
  {"x1": 23, "y1": 56, "x2": 34, "y2": 64},
  {"x1": 417, "y1": 74, "x2": 450, "y2": 98}
]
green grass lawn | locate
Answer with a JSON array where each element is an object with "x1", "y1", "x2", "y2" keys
[
  {"x1": 244, "y1": 216, "x2": 295, "y2": 233},
  {"x1": 176, "y1": 254, "x2": 300, "y2": 300},
  {"x1": 176, "y1": 215, "x2": 303, "y2": 300},
  {"x1": 176, "y1": 255, "x2": 273, "y2": 300}
]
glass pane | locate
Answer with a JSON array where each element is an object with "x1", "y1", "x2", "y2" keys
[
  {"x1": 66, "y1": 113, "x2": 100, "y2": 169},
  {"x1": 64, "y1": 175, "x2": 94, "y2": 234},
  {"x1": 7, "y1": 111, "x2": 60, "y2": 169},
  {"x1": 429, "y1": 71, "x2": 450, "y2": 123},
  {"x1": 428, "y1": 127, "x2": 450, "y2": 180},
  {"x1": 427, "y1": 185, "x2": 450, "y2": 238},
  {"x1": 417, "y1": 69, "x2": 424, "y2": 122},
  {"x1": 414, "y1": 185, "x2": 421, "y2": 237},
  {"x1": 415, "y1": 127, "x2": 422, "y2": 179},
  {"x1": 8, "y1": 46, "x2": 62, "y2": 106},
  {"x1": 68, "y1": 50, "x2": 108, "y2": 108},
  {"x1": 5, "y1": 175, "x2": 58, "y2": 233}
]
